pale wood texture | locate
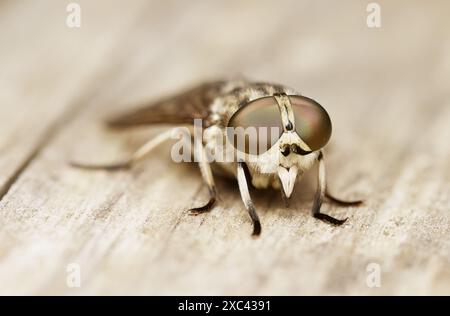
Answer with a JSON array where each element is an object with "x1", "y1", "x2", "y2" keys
[{"x1": 0, "y1": 0, "x2": 449, "y2": 295}]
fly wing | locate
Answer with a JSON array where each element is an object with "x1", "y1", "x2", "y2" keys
[{"x1": 107, "y1": 81, "x2": 224, "y2": 128}]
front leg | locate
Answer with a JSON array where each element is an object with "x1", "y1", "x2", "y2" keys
[
  {"x1": 189, "y1": 139, "x2": 217, "y2": 215},
  {"x1": 312, "y1": 151, "x2": 348, "y2": 225},
  {"x1": 237, "y1": 162, "x2": 262, "y2": 236}
]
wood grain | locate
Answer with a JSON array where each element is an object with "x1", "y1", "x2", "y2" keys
[{"x1": 0, "y1": 0, "x2": 449, "y2": 295}]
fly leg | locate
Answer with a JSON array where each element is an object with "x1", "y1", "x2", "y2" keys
[
  {"x1": 325, "y1": 191, "x2": 363, "y2": 206},
  {"x1": 312, "y1": 151, "x2": 348, "y2": 225},
  {"x1": 237, "y1": 161, "x2": 262, "y2": 236},
  {"x1": 70, "y1": 129, "x2": 173, "y2": 171},
  {"x1": 189, "y1": 138, "x2": 217, "y2": 215}
]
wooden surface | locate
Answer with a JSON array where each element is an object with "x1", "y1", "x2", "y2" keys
[{"x1": 0, "y1": 0, "x2": 449, "y2": 295}]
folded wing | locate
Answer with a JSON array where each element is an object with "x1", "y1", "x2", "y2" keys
[{"x1": 107, "y1": 81, "x2": 224, "y2": 128}]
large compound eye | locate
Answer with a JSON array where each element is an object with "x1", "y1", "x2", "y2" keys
[
  {"x1": 227, "y1": 96, "x2": 283, "y2": 155},
  {"x1": 290, "y1": 96, "x2": 332, "y2": 151}
]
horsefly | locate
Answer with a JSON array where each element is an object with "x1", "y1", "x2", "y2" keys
[{"x1": 72, "y1": 80, "x2": 363, "y2": 236}]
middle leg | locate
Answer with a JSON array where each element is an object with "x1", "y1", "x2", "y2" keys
[{"x1": 312, "y1": 151, "x2": 348, "y2": 225}]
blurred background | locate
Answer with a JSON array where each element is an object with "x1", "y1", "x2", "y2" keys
[{"x1": 0, "y1": 0, "x2": 449, "y2": 295}]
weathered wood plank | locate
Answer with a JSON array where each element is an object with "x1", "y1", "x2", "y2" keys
[
  {"x1": 0, "y1": 1, "x2": 449, "y2": 295},
  {"x1": 0, "y1": 0, "x2": 152, "y2": 198}
]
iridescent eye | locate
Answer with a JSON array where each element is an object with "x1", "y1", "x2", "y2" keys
[
  {"x1": 290, "y1": 96, "x2": 332, "y2": 151},
  {"x1": 227, "y1": 97, "x2": 283, "y2": 155}
]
